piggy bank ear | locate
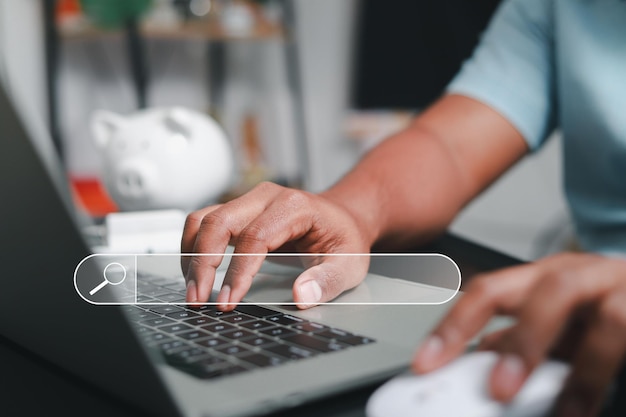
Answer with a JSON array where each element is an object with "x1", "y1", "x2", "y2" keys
[
  {"x1": 91, "y1": 110, "x2": 126, "y2": 149},
  {"x1": 163, "y1": 107, "x2": 192, "y2": 140}
]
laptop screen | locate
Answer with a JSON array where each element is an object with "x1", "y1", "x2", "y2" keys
[{"x1": 0, "y1": 79, "x2": 180, "y2": 417}]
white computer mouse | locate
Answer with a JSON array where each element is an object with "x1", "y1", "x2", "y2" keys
[{"x1": 366, "y1": 351, "x2": 570, "y2": 417}]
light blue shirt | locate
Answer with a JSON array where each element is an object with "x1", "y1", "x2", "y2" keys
[{"x1": 448, "y1": 0, "x2": 626, "y2": 254}]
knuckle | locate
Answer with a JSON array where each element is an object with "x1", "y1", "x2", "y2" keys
[
  {"x1": 201, "y1": 211, "x2": 228, "y2": 231},
  {"x1": 225, "y1": 258, "x2": 263, "y2": 287},
  {"x1": 599, "y1": 293, "x2": 626, "y2": 330},
  {"x1": 253, "y1": 181, "x2": 279, "y2": 194},
  {"x1": 549, "y1": 271, "x2": 573, "y2": 289},
  {"x1": 539, "y1": 270, "x2": 575, "y2": 296},
  {"x1": 280, "y1": 188, "x2": 309, "y2": 209},
  {"x1": 467, "y1": 275, "x2": 498, "y2": 300},
  {"x1": 188, "y1": 253, "x2": 222, "y2": 272},
  {"x1": 238, "y1": 224, "x2": 269, "y2": 248},
  {"x1": 551, "y1": 252, "x2": 577, "y2": 263},
  {"x1": 184, "y1": 211, "x2": 204, "y2": 229},
  {"x1": 193, "y1": 211, "x2": 232, "y2": 245},
  {"x1": 225, "y1": 262, "x2": 247, "y2": 281},
  {"x1": 188, "y1": 255, "x2": 205, "y2": 272},
  {"x1": 549, "y1": 252, "x2": 584, "y2": 264}
]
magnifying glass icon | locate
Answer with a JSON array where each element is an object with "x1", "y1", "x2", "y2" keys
[{"x1": 89, "y1": 262, "x2": 127, "y2": 296}]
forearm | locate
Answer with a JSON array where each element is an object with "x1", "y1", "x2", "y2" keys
[
  {"x1": 322, "y1": 122, "x2": 470, "y2": 249},
  {"x1": 322, "y1": 94, "x2": 529, "y2": 250}
]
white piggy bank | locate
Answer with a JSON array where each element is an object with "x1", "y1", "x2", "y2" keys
[{"x1": 91, "y1": 107, "x2": 234, "y2": 212}]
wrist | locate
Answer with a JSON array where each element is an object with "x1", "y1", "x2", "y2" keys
[{"x1": 319, "y1": 181, "x2": 385, "y2": 250}]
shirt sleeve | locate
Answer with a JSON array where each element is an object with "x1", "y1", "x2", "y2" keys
[{"x1": 446, "y1": 0, "x2": 557, "y2": 151}]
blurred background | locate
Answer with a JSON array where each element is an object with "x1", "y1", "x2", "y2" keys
[{"x1": 0, "y1": 0, "x2": 571, "y2": 260}]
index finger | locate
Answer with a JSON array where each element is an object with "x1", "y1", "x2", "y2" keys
[
  {"x1": 412, "y1": 262, "x2": 540, "y2": 373},
  {"x1": 181, "y1": 205, "x2": 221, "y2": 276}
]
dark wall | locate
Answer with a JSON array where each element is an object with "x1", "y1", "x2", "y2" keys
[{"x1": 352, "y1": 0, "x2": 502, "y2": 109}]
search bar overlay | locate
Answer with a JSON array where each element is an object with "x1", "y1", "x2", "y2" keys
[{"x1": 75, "y1": 254, "x2": 460, "y2": 306}]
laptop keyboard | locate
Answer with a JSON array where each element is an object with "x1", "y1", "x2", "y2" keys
[{"x1": 123, "y1": 273, "x2": 376, "y2": 380}]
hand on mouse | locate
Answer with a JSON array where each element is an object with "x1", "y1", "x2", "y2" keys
[
  {"x1": 412, "y1": 252, "x2": 626, "y2": 417},
  {"x1": 180, "y1": 182, "x2": 372, "y2": 310}
]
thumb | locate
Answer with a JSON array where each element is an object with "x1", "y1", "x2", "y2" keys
[{"x1": 292, "y1": 256, "x2": 368, "y2": 309}]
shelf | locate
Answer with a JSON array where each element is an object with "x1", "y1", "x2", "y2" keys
[{"x1": 59, "y1": 16, "x2": 285, "y2": 42}]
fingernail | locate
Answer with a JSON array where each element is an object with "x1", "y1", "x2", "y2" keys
[
  {"x1": 186, "y1": 280, "x2": 197, "y2": 303},
  {"x1": 217, "y1": 285, "x2": 231, "y2": 311},
  {"x1": 298, "y1": 280, "x2": 322, "y2": 305},
  {"x1": 414, "y1": 335, "x2": 444, "y2": 371},
  {"x1": 493, "y1": 354, "x2": 526, "y2": 400}
]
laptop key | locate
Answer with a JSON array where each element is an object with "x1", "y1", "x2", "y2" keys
[
  {"x1": 140, "y1": 332, "x2": 170, "y2": 343},
  {"x1": 234, "y1": 305, "x2": 280, "y2": 318},
  {"x1": 202, "y1": 309, "x2": 239, "y2": 319},
  {"x1": 158, "y1": 323, "x2": 194, "y2": 334},
  {"x1": 240, "y1": 336, "x2": 275, "y2": 348},
  {"x1": 194, "y1": 337, "x2": 229, "y2": 349},
  {"x1": 165, "y1": 310, "x2": 199, "y2": 320},
  {"x1": 187, "y1": 305, "x2": 214, "y2": 313},
  {"x1": 164, "y1": 347, "x2": 211, "y2": 365},
  {"x1": 221, "y1": 314, "x2": 255, "y2": 324},
  {"x1": 239, "y1": 353, "x2": 284, "y2": 368},
  {"x1": 135, "y1": 325, "x2": 154, "y2": 335},
  {"x1": 201, "y1": 322, "x2": 236, "y2": 334},
  {"x1": 136, "y1": 282, "x2": 159, "y2": 291},
  {"x1": 183, "y1": 316, "x2": 215, "y2": 327},
  {"x1": 178, "y1": 330, "x2": 211, "y2": 341},
  {"x1": 137, "y1": 296, "x2": 159, "y2": 303},
  {"x1": 140, "y1": 317, "x2": 176, "y2": 327},
  {"x1": 290, "y1": 322, "x2": 328, "y2": 333},
  {"x1": 239, "y1": 320, "x2": 276, "y2": 331},
  {"x1": 282, "y1": 334, "x2": 347, "y2": 353},
  {"x1": 220, "y1": 329, "x2": 256, "y2": 340},
  {"x1": 133, "y1": 312, "x2": 160, "y2": 322},
  {"x1": 157, "y1": 293, "x2": 186, "y2": 303},
  {"x1": 163, "y1": 282, "x2": 186, "y2": 291},
  {"x1": 259, "y1": 327, "x2": 296, "y2": 338},
  {"x1": 147, "y1": 305, "x2": 185, "y2": 315},
  {"x1": 266, "y1": 314, "x2": 304, "y2": 326},
  {"x1": 215, "y1": 344, "x2": 252, "y2": 356},
  {"x1": 157, "y1": 339, "x2": 187, "y2": 353},
  {"x1": 145, "y1": 338, "x2": 175, "y2": 349},
  {"x1": 140, "y1": 288, "x2": 171, "y2": 298},
  {"x1": 265, "y1": 344, "x2": 316, "y2": 360},
  {"x1": 338, "y1": 335, "x2": 376, "y2": 346},
  {"x1": 314, "y1": 328, "x2": 350, "y2": 340},
  {"x1": 140, "y1": 276, "x2": 172, "y2": 286}
]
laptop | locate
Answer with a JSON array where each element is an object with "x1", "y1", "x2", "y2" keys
[{"x1": 0, "y1": 78, "x2": 459, "y2": 417}]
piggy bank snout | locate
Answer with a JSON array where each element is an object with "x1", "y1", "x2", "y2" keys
[{"x1": 113, "y1": 161, "x2": 157, "y2": 199}]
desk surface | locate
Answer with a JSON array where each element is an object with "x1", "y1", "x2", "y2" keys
[{"x1": 0, "y1": 233, "x2": 521, "y2": 417}]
